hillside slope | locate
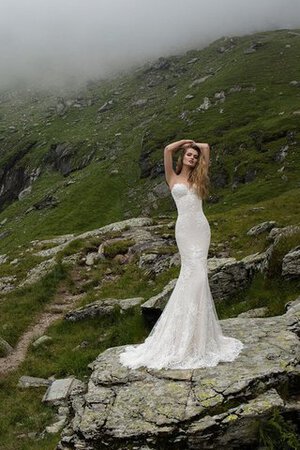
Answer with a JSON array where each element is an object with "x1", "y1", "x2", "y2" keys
[{"x1": 0, "y1": 28, "x2": 299, "y2": 256}]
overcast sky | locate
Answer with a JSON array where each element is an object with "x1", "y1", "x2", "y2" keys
[{"x1": 1, "y1": 0, "x2": 300, "y2": 91}]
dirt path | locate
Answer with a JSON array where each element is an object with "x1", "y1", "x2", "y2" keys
[{"x1": 0, "y1": 289, "x2": 86, "y2": 376}]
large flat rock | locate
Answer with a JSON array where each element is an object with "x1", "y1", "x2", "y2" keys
[{"x1": 57, "y1": 298, "x2": 300, "y2": 450}]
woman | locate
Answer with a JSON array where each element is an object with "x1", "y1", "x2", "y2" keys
[{"x1": 119, "y1": 139, "x2": 244, "y2": 369}]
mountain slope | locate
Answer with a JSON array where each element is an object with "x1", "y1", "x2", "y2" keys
[{"x1": 0, "y1": 28, "x2": 300, "y2": 255}]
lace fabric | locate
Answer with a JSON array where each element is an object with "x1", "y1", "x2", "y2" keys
[{"x1": 119, "y1": 183, "x2": 244, "y2": 370}]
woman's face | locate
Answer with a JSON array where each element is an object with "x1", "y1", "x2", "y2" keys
[{"x1": 183, "y1": 147, "x2": 199, "y2": 168}]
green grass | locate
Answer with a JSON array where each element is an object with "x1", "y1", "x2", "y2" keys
[
  {"x1": 0, "y1": 263, "x2": 68, "y2": 346},
  {"x1": 216, "y1": 272, "x2": 300, "y2": 319},
  {"x1": 0, "y1": 28, "x2": 300, "y2": 450}
]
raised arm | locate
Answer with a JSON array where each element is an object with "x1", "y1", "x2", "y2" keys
[
  {"x1": 164, "y1": 139, "x2": 195, "y2": 186},
  {"x1": 195, "y1": 142, "x2": 210, "y2": 167}
]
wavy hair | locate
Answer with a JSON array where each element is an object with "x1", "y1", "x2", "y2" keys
[{"x1": 175, "y1": 143, "x2": 210, "y2": 200}]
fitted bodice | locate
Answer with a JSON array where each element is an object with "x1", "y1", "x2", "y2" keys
[{"x1": 171, "y1": 183, "x2": 204, "y2": 217}]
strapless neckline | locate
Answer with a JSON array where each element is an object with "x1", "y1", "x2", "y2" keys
[{"x1": 170, "y1": 182, "x2": 195, "y2": 193}]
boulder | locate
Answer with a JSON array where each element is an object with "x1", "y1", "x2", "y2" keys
[
  {"x1": 64, "y1": 297, "x2": 144, "y2": 322},
  {"x1": 57, "y1": 298, "x2": 300, "y2": 450},
  {"x1": 246, "y1": 221, "x2": 277, "y2": 236},
  {"x1": 282, "y1": 246, "x2": 300, "y2": 279}
]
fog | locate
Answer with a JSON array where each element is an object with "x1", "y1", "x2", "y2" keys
[{"x1": 1, "y1": 0, "x2": 300, "y2": 91}]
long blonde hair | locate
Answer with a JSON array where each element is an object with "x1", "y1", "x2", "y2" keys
[{"x1": 175, "y1": 144, "x2": 210, "y2": 200}]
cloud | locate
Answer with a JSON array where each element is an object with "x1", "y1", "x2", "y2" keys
[{"x1": 1, "y1": 0, "x2": 299, "y2": 90}]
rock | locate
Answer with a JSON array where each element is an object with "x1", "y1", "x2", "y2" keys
[
  {"x1": 32, "y1": 335, "x2": 53, "y2": 348},
  {"x1": 18, "y1": 257, "x2": 56, "y2": 288},
  {"x1": 33, "y1": 217, "x2": 152, "y2": 258},
  {"x1": 10, "y1": 258, "x2": 19, "y2": 265},
  {"x1": 85, "y1": 252, "x2": 103, "y2": 266},
  {"x1": 18, "y1": 185, "x2": 32, "y2": 200},
  {"x1": 0, "y1": 337, "x2": 13, "y2": 356},
  {"x1": 187, "y1": 57, "x2": 198, "y2": 64},
  {"x1": 244, "y1": 41, "x2": 264, "y2": 54},
  {"x1": 282, "y1": 246, "x2": 300, "y2": 279},
  {"x1": 57, "y1": 298, "x2": 300, "y2": 449},
  {"x1": 0, "y1": 254, "x2": 8, "y2": 264},
  {"x1": 43, "y1": 378, "x2": 77, "y2": 404},
  {"x1": 0, "y1": 275, "x2": 17, "y2": 293},
  {"x1": 132, "y1": 99, "x2": 148, "y2": 107},
  {"x1": 64, "y1": 297, "x2": 144, "y2": 322},
  {"x1": 31, "y1": 194, "x2": 59, "y2": 210},
  {"x1": 45, "y1": 417, "x2": 67, "y2": 434},
  {"x1": 237, "y1": 307, "x2": 269, "y2": 318},
  {"x1": 17, "y1": 375, "x2": 51, "y2": 388},
  {"x1": 189, "y1": 75, "x2": 211, "y2": 88},
  {"x1": 42, "y1": 142, "x2": 95, "y2": 177},
  {"x1": 274, "y1": 144, "x2": 289, "y2": 162},
  {"x1": 196, "y1": 97, "x2": 211, "y2": 111},
  {"x1": 246, "y1": 221, "x2": 277, "y2": 236},
  {"x1": 267, "y1": 225, "x2": 300, "y2": 244},
  {"x1": 289, "y1": 80, "x2": 300, "y2": 87},
  {"x1": 97, "y1": 100, "x2": 114, "y2": 113},
  {"x1": 228, "y1": 85, "x2": 242, "y2": 93},
  {"x1": 214, "y1": 91, "x2": 226, "y2": 102},
  {"x1": 141, "y1": 253, "x2": 267, "y2": 321},
  {"x1": 141, "y1": 279, "x2": 177, "y2": 322}
]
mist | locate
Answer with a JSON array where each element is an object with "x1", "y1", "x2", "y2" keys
[{"x1": 1, "y1": 0, "x2": 300, "y2": 91}]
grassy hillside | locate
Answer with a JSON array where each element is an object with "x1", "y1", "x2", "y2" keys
[
  {"x1": 0, "y1": 28, "x2": 300, "y2": 450},
  {"x1": 0, "y1": 28, "x2": 299, "y2": 256}
]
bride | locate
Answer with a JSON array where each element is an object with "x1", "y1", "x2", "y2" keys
[{"x1": 119, "y1": 139, "x2": 244, "y2": 370}]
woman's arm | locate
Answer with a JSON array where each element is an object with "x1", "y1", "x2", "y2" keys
[
  {"x1": 164, "y1": 139, "x2": 194, "y2": 185},
  {"x1": 195, "y1": 142, "x2": 210, "y2": 167}
]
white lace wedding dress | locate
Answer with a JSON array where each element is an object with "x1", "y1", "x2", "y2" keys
[{"x1": 119, "y1": 182, "x2": 244, "y2": 370}]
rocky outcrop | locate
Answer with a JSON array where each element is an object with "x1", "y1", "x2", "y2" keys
[
  {"x1": 282, "y1": 246, "x2": 300, "y2": 279},
  {"x1": 246, "y1": 221, "x2": 277, "y2": 236},
  {"x1": 141, "y1": 252, "x2": 267, "y2": 321},
  {"x1": 64, "y1": 297, "x2": 144, "y2": 322},
  {"x1": 57, "y1": 298, "x2": 300, "y2": 450},
  {"x1": 42, "y1": 142, "x2": 96, "y2": 177},
  {"x1": 0, "y1": 140, "x2": 38, "y2": 211}
]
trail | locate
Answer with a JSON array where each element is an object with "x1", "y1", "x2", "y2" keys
[{"x1": 0, "y1": 287, "x2": 85, "y2": 376}]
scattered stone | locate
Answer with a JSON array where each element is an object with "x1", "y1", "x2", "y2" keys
[
  {"x1": 43, "y1": 378, "x2": 77, "y2": 404},
  {"x1": 18, "y1": 186, "x2": 32, "y2": 200},
  {"x1": 246, "y1": 221, "x2": 277, "y2": 236},
  {"x1": 274, "y1": 144, "x2": 289, "y2": 162},
  {"x1": 189, "y1": 75, "x2": 211, "y2": 88},
  {"x1": 17, "y1": 375, "x2": 51, "y2": 388},
  {"x1": 0, "y1": 254, "x2": 8, "y2": 264},
  {"x1": 85, "y1": 252, "x2": 104, "y2": 266},
  {"x1": 32, "y1": 335, "x2": 53, "y2": 348},
  {"x1": 10, "y1": 258, "x2": 19, "y2": 265},
  {"x1": 214, "y1": 91, "x2": 226, "y2": 102},
  {"x1": 132, "y1": 99, "x2": 148, "y2": 107},
  {"x1": 97, "y1": 100, "x2": 114, "y2": 113},
  {"x1": 0, "y1": 275, "x2": 17, "y2": 293},
  {"x1": 0, "y1": 337, "x2": 13, "y2": 356},
  {"x1": 196, "y1": 97, "x2": 211, "y2": 111},
  {"x1": 186, "y1": 57, "x2": 198, "y2": 64}
]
